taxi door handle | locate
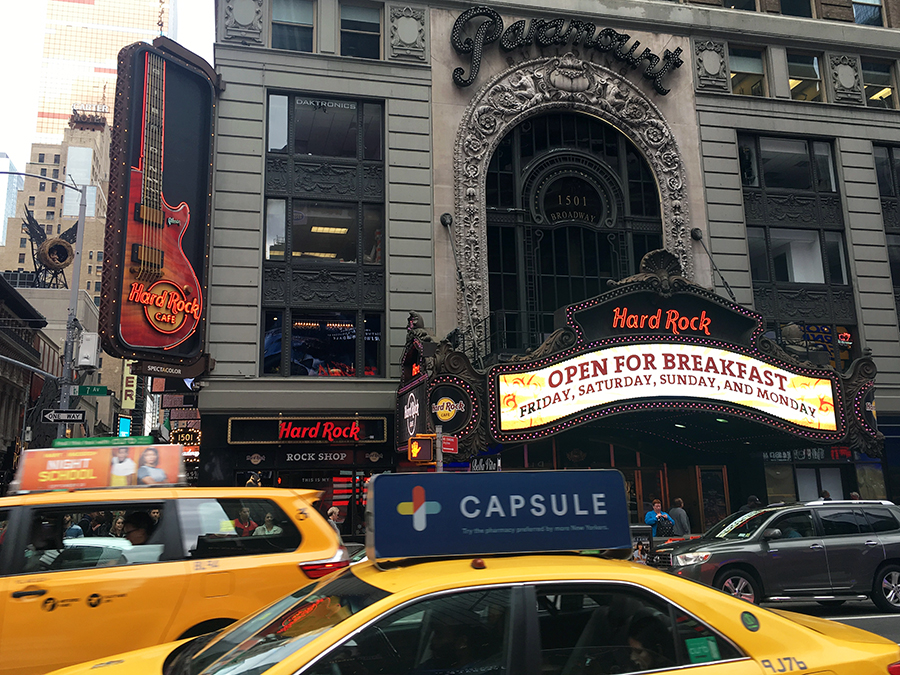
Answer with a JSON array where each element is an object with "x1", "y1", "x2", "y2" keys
[
  {"x1": 809, "y1": 543, "x2": 824, "y2": 550},
  {"x1": 865, "y1": 540, "x2": 879, "y2": 547},
  {"x1": 12, "y1": 589, "x2": 47, "y2": 598}
]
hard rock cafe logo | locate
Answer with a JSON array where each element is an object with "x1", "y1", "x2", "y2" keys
[
  {"x1": 128, "y1": 281, "x2": 201, "y2": 334},
  {"x1": 404, "y1": 392, "x2": 420, "y2": 436},
  {"x1": 365, "y1": 451, "x2": 383, "y2": 463},
  {"x1": 247, "y1": 453, "x2": 266, "y2": 465},
  {"x1": 431, "y1": 397, "x2": 466, "y2": 423}
]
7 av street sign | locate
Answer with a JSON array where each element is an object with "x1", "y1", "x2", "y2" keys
[{"x1": 41, "y1": 409, "x2": 87, "y2": 424}]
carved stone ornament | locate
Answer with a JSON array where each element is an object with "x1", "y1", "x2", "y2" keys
[
  {"x1": 453, "y1": 53, "x2": 692, "y2": 340},
  {"x1": 829, "y1": 54, "x2": 864, "y2": 105},
  {"x1": 694, "y1": 40, "x2": 728, "y2": 92},
  {"x1": 389, "y1": 6, "x2": 426, "y2": 61},
  {"x1": 224, "y1": 0, "x2": 264, "y2": 44}
]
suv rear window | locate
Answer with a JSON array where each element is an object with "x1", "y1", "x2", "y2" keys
[
  {"x1": 819, "y1": 509, "x2": 872, "y2": 536},
  {"x1": 864, "y1": 507, "x2": 900, "y2": 533},
  {"x1": 178, "y1": 498, "x2": 300, "y2": 558}
]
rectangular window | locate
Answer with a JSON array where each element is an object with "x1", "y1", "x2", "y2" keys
[
  {"x1": 265, "y1": 199, "x2": 287, "y2": 261},
  {"x1": 19, "y1": 238, "x2": 26, "y2": 248},
  {"x1": 40, "y1": 168, "x2": 46, "y2": 177},
  {"x1": 52, "y1": 169, "x2": 59, "y2": 179},
  {"x1": 86, "y1": 281, "x2": 92, "y2": 291},
  {"x1": 28, "y1": 196, "x2": 34, "y2": 206},
  {"x1": 178, "y1": 498, "x2": 300, "y2": 557},
  {"x1": 53, "y1": 154, "x2": 60, "y2": 164},
  {"x1": 724, "y1": 0, "x2": 756, "y2": 9},
  {"x1": 263, "y1": 310, "x2": 283, "y2": 374},
  {"x1": 340, "y1": 3, "x2": 381, "y2": 59},
  {"x1": 97, "y1": 251, "x2": 103, "y2": 262},
  {"x1": 813, "y1": 142, "x2": 836, "y2": 192},
  {"x1": 17, "y1": 254, "x2": 25, "y2": 264},
  {"x1": 88, "y1": 265, "x2": 92, "y2": 274},
  {"x1": 760, "y1": 137, "x2": 811, "y2": 190},
  {"x1": 45, "y1": 224, "x2": 52, "y2": 235},
  {"x1": 47, "y1": 197, "x2": 55, "y2": 207},
  {"x1": 823, "y1": 231, "x2": 849, "y2": 285},
  {"x1": 292, "y1": 201, "x2": 357, "y2": 262},
  {"x1": 51, "y1": 183, "x2": 57, "y2": 192},
  {"x1": 862, "y1": 60, "x2": 894, "y2": 108},
  {"x1": 875, "y1": 146, "x2": 895, "y2": 196},
  {"x1": 291, "y1": 312, "x2": 358, "y2": 376},
  {"x1": 854, "y1": 0, "x2": 883, "y2": 25},
  {"x1": 268, "y1": 95, "x2": 289, "y2": 153},
  {"x1": 46, "y1": 211, "x2": 54, "y2": 220},
  {"x1": 770, "y1": 228, "x2": 824, "y2": 283},
  {"x1": 363, "y1": 103, "x2": 383, "y2": 160},
  {"x1": 748, "y1": 227, "x2": 769, "y2": 282},
  {"x1": 364, "y1": 313, "x2": 383, "y2": 376},
  {"x1": 39, "y1": 182, "x2": 45, "y2": 192},
  {"x1": 730, "y1": 47, "x2": 766, "y2": 97},
  {"x1": 781, "y1": 0, "x2": 813, "y2": 16},
  {"x1": 788, "y1": 53, "x2": 823, "y2": 102},
  {"x1": 88, "y1": 251, "x2": 93, "y2": 260},
  {"x1": 294, "y1": 98, "x2": 358, "y2": 157},
  {"x1": 272, "y1": 0, "x2": 314, "y2": 52},
  {"x1": 38, "y1": 153, "x2": 45, "y2": 163}
]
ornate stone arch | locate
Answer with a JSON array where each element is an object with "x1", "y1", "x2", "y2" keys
[{"x1": 453, "y1": 52, "x2": 692, "y2": 337}]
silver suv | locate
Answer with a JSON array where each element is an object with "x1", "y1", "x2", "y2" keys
[{"x1": 648, "y1": 500, "x2": 900, "y2": 612}]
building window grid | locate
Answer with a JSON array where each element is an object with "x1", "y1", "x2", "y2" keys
[
  {"x1": 340, "y1": 2, "x2": 382, "y2": 60},
  {"x1": 729, "y1": 47, "x2": 767, "y2": 97},
  {"x1": 862, "y1": 60, "x2": 896, "y2": 108},
  {"x1": 272, "y1": 0, "x2": 314, "y2": 52},
  {"x1": 263, "y1": 93, "x2": 385, "y2": 378},
  {"x1": 787, "y1": 52, "x2": 824, "y2": 102},
  {"x1": 854, "y1": 0, "x2": 884, "y2": 25}
]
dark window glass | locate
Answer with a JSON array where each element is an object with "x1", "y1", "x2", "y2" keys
[
  {"x1": 17, "y1": 254, "x2": 25, "y2": 264},
  {"x1": 760, "y1": 138, "x2": 811, "y2": 190},
  {"x1": 46, "y1": 211, "x2": 54, "y2": 219},
  {"x1": 52, "y1": 169, "x2": 59, "y2": 179},
  {"x1": 813, "y1": 142, "x2": 835, "y2": 192},
  {"x1": 363, "y1": 103, "x2": 383, "y2": 160},
  {"x1": 178, "y1": 498, "x2": 299, "y2": 557},
  {"x1": 730, "y1": 47, "x2": 766, "y2": 97},
  {"x1": 263, "y1": 310, "x2": 283, "y2": 375},
  {"x1": 53, "y1": 154, "x2": 60, "y2": 164},
  {"x1": 748, "y1": 227, "x2": 769, "y2": 282},
  {"x1": 865, "y1": 507, "x2": 900, "y2": 532},
  {"x1": 295, "y1": 99, "x2": 358, "y2": 157},
  {"x1": 272, "y1": 0, "x2": 314, "y2": 52},
  {"x1": 291, "y1": 312, "x2": 357, "y2": 376},
  {"x1": 28, "y1": 196, "x2": 34, "y2": 206},
  {"x1": 272, "y1": 23, "x2": 313, "y2": 53},
  {"x1": 862, "y1": 61, "x2": 894, "y2": 107},
  {"x1": 292, "y1": 201, "x2": 358, "y2": 263},
  {"x1": 306, "y1": 587, "x2": 511, "y2": 675},
  {"x1": 854, "y1": 0, "x2": 883, "y2": 25},
  {"x1": 536, "y1": 585, "x2": 741, "y2": 673},
  {"x1": 781, "y1": 0, "x2": 813, "y2": 17},
  {"x1": 363, "y1": 313, "x2": 382, "y2": 376},
  {"x1": 875, "y1": 146, "x2": 894, "y2": 196},
  {"x1": 771, "y1": 510, "x2": 815, "y2": 538},
  {"x1": 47, "y1": 197, "x2": 55, "y2": 207},
  {"x1": 39, "y1": 183, "x2": 46, "y2": 192},
  {"x1": 819, "y1": 509, "x2": 862, "y2": 536},
  {"x1": 738, "y1": 136, "x2": 759, "y2": 187},
  {"x1": 362, "y1": 205, "x2": 383, "y2": 264},
  {"x1": 19, "y1": 238, "x2": 26, "y2": 248},
  {"x1": 51, "y1": 183, "x2": 57, "y2": 192},
  {"x1": 40, "y1": 168, "x2": 46, "y2": 176},
  {"x1": 38, "y1": 153, "x2": 45, "y2": 162},
  {"x1": 886, "y1": 235, "x2": 900, "y2": 284},
  {"x1": 341, "y1": 4, "x2": 380, "y2": 60},
  {"x1": 727, "y1": 0, "x2": 756, "y2": 8},
  {"x1": 823, "y1": 231, "x2": 848, "y2": 285}
]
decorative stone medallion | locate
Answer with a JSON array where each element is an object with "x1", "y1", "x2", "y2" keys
[
  {"x1": 389, "y1": 6, "x2": 426, "y2": 61},
  {"x1": 694, "y1": 40, "x2": 729, "y2": 92},
  {"x1": 224, "y1": 0, "x2": 264, "y2": 43},
  {"x1": 829, "y1": 54, "x2": 864, "y2": 105}
]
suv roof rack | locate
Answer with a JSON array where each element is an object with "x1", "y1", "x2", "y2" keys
[{"x1": 804, "y1": 499, "x2": 894, "y2": 506}]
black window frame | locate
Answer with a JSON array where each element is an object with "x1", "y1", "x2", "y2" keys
[
  {"x1": 262, "y1": 92, "x2": 385, "y2": 378},
  {"x1": 272, "y1": 0, "x2": 315, "y2": 53},
  {"x1": 787, "y1": 51, "x2": 824, "y2": 102},
  {"x1": 340, "y1": 1, "x2": 381, "y2": 60},
  {"x1": 861, "y1": 60, "x2": 895, "y2": 108},
  {"x1": 729, "y1": 46, "x2": 767, "y2": 98}
]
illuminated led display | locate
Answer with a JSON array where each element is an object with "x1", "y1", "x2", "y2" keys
[{"x1": 496, "y1": 342, "x2": 837, "y2": 434}]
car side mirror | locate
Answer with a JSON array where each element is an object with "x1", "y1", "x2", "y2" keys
[{"x1": 762, "y1": 528, "x2": 782, "y2": 540}]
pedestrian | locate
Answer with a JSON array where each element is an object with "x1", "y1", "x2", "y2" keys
[
  {"x1": 850, "y1": 491, "x2": 860, "y2": 500},
  {"x1": 327, "y1": 506, "x2": 344, "y2": 542},
  {"x1": 245, "y1": 471, "x2": 261, "y2": 487},
  {"x1": 820, "y1": 490, "x2": 832, "y2": 501},
  {"x1": 668, "y1": 498, "x2": 691, "y2": 537},
  {"x1": 737, "y1": 495, "x2": 762, "y2": 513},
  {"x1": 644, "y1": 499, "x2": 675, "y2": 537}
]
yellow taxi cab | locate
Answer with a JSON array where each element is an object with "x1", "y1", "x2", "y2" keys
[
  {"x1": 0, "y1": 442, "x2": 346, "y2": 675},
  {"x1": 47, "y1": 470, "x2": 900, "y2": 675}
]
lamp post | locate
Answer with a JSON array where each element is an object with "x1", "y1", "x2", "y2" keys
[{"x1": 0, "y1": 171, "x2": 88, "y2": 438}]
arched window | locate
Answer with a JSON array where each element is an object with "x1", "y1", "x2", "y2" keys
[{"x1": 486, "y1": 113, "x2": 663, "y2": 352}]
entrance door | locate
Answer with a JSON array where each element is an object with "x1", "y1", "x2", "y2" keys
[
  {"x1": 697, "y1": 466, "x2": 729, "y2": 532},
  {"x1": 797, "y1": 467, "x2": 845, "y2": 500}
]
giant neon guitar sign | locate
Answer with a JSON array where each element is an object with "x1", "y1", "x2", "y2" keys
[{"x1": 121, "y1": 51, "x2": 202, "y2": 348}]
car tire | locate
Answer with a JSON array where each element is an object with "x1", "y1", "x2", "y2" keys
[
  {"x1": 714, "y1": 569, "x2": 760, "y2": 604},
  {"x1": 872, "y1": 565, "x2": 900, "y2": 613}
]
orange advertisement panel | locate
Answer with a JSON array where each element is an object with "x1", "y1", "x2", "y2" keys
[{"x1": 13, "y1": 445, "x2": 184, "y2": 492}]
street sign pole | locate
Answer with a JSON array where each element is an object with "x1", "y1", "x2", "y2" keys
[{"x1": 436, "y1": 425, "x2": 443, "y2": 473}]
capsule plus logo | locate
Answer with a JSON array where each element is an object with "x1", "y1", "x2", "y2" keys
[{"x1": 397, "y1": 485, "x2": 442, "y2": 531}]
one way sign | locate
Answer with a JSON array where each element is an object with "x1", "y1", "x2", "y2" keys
[{"x1": 42, "y1": 409, "x2": 87, "y2": 424}]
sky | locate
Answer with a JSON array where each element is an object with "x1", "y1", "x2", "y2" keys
[{"x1": 0, "y1": 0, "x2": 214, "y2": 173}]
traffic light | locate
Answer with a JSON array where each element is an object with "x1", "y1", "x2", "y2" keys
[{"x1": 408, "y1": 435, "x2": 435, "y2": 462}]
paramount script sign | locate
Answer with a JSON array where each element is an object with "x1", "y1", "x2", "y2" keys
[
  {"x1": 450, "y1": 6, "x2": 683, "y2": 93},
  {"x1": 494, "y1": 343, "x2": 838, "y2": 437}
]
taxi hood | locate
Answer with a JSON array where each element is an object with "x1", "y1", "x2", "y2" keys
[{"x1": 768, "y1": 609, "x2": 897, "y2": 646}]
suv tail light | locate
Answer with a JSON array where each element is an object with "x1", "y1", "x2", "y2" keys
[{"x1": 300, "y1": 560, "x2": 349, "y2": 578}]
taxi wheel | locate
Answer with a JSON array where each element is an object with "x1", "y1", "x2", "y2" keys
[
  {"x1": 714, "y1": 569, "x2": 760, "y2": 604},
  {"x1": 873, "y1": 565, "x2": 900, "y2": 613}
]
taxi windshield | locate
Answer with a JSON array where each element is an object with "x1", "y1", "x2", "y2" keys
[
  {"x1": 704, "y1": 508, "x2": 778, "y2": 540},
  {"x1": 181, "y1": 568, "x2": 390, "y2": 675}
]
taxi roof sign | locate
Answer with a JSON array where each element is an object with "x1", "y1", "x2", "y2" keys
[{"x1": 365, "y1": 470, "x2": 631, "y2": 561}]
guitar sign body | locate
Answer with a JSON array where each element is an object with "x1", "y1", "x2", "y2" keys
[{"x1": 120, "y1": 51, "x2": 202, "y2": 350}]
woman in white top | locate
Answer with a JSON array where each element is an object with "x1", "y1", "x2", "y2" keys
[{"x1": 253, "y1": 512, "x2": 283, "y2": 536}]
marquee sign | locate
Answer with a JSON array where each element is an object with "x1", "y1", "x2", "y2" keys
[
  {"x1": 100, "y1": 38, "x2": 216, "y2": 365},
  {"x1": 495, "y1": 342, "x2": 838, "y2": 439}
]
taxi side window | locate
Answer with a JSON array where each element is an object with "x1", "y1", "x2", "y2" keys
[
  {"x1": 770, "y1": 510, "x2": 815, "y2": 538},
  {"x1": 20, "y1": 505, "x2": 165, "y2": 574},
  {"x1": 304, "y1": 588, "x2": 512, "y2": 675},
  {"x1": 178, "y1": 498, "x2": 300, "y2": 559},
  {"x1": 535, "y1": 585, "x2": 741, "y2": 674}
]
